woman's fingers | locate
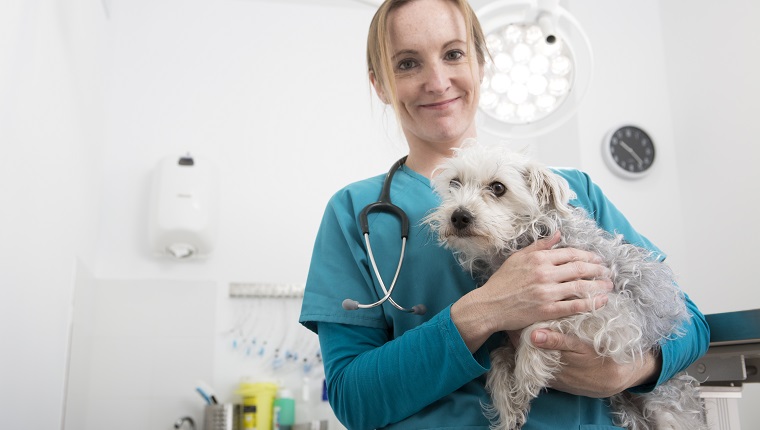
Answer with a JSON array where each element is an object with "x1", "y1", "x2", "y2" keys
[
  {"x1": 515, "y1": 251, "x2": 611, "y2": 289},
  {"x1": 521, "y1": 231, "x2": 603, "y2": 264},
  {"x1": 541, "y1": 246, "x2": 605, "y2": 267},
  {"x1": 552, "y1": 292, "x2": 609, "y2": 315},
  {"x1": 525, "y1": 230, "x2": 562, "y2": 251},
  {"x1": 519, "y1": 236, "x2": 611, "y2": 285},
  {"x1": 556, "y1": 278, "x2": 613, "y2": 300},
  {"x1": 553, "y1": 260, "x2": 611, "y2": 284},
  {"x1": 482, "y1": 231, "x2": 614, "y2": 332},
  {"x1": 527, "y1": 287, "x2": 609, "y2": 323}
]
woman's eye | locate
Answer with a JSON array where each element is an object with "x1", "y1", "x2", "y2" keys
[
  {"x1": 449, "y1": 179, "x2": 462, "y2": 189},
  {"x1": 489, "y1": 181, "x2": 506, "y2": 197},
  {"x1": 397, "y1": 59, "x2": 418, "y2": 71},
  {"x1": 445, "y1": 50, "x2": 464, "y2": 61}
]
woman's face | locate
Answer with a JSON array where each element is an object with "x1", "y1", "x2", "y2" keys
[{"x1": 379, "y1": 0, "x2": 483, "y2": 153}]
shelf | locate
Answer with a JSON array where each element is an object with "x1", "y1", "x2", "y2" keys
[{"x1": 228, "y1": 282, "x2": 305, "y2": 298}]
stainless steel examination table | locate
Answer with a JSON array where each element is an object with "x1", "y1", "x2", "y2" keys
[{"x1": 685, "y1": 309, "x2": 760, "y2": 429}]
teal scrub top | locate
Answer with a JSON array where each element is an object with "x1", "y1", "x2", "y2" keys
[{"x1": 299, "y1": 165, "x2": 709, "y2": 430}]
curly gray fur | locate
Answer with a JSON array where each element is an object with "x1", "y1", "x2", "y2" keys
[
  {"x1": 470, "y1": 206, "x2": 689, "y2": 357},
  {"x1": 424, "y1": 143, "x2": 706, "y2": 430}
]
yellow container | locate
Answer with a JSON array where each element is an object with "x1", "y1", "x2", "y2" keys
[{"x1": 236, "y1": 382, "x2": 279, "y2": 430}]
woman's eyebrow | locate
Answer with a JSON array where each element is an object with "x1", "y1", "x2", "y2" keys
[
  {"x1": 392, "y1": 49, "x2": 418, "y2": 60},
  {"x1": 391, "y1": 39, "x2": 466, "y2": 60},
  {"x1": 442, "y1": 39, "x2": 466, "y2": 49}
]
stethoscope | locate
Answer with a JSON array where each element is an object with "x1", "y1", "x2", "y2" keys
[{"x1": 341, "y1": 156, "x2": 427, "y2": 315}]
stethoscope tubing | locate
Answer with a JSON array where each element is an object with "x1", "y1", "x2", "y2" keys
[
  {"x1": 359, "y1": 233, "x2": 407, "y2": 312},
  {"x1": 359, "y1": 156, "x2": 410, "y2": 238},
  {"x1": 342, "y1": 156, "x2": 426, "y2": 315}
]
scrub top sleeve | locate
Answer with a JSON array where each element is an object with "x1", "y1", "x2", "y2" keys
[
  {"x1": 318, "y1": 306, "x2": 490, "y2": 430},
  {"x1": 633, "y1": 292, "x2": 710, "y2": 392}
]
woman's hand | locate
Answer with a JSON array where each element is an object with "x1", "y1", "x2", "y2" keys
[
  {"x1": 451, "y1": 231, "x2": 613, "y2": 352},
  {"x1": 530, "y1": 329, "x2": 661, "y2": 398}
]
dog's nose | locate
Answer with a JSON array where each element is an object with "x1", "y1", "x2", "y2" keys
[{"x1": 450, "y1": 208, "x2": 473, "y2": 230}]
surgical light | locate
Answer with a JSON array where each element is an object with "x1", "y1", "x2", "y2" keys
[{"x1": 476, "y1": 0, "x2": 593, "y2": 138}]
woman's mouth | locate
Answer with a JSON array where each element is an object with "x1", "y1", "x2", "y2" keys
[{"x1": 420, "y1": 97, "x2": 459, "y2": 110}]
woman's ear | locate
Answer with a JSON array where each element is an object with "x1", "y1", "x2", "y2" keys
[{"x1": 369, "y1": 71, "x2": 389, "y2": 104}]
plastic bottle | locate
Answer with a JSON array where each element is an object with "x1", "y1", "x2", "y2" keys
[
  {"x1": 273, "y1": 388, "x2": 296, "y2": 430},
  {"x1": 237, "y1": 381, "x2": 279, "y2": 430}
]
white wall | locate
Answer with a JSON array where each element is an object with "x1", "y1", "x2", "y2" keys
[
  {"x1": 64, "y1": 277, "x2": 218, "y2": 429},
  {"x1": 660, "y1": 0, "x2": 760, "y2": 315},
  {"x1": 569, "y1": 0, "x2": 686, "y2": 259},
  {"x1": 660, "y1": 1, "x2": 760, "y2": 426},
  {"x1": 93, "y1": 0, "x2": 402, "y2": 282},
  {"x1": 1, "y1": 0, "x2": 758, "y2": 428},
  {"x1": 0, "y1": 0, "x2": 105, "y2": 428}
]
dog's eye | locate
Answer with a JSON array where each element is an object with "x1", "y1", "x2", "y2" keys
[
  {"x1": 489, "y1": 181, "x2": 507, "y2": 197},
  {"x1": 449, "y1": 179, "x2": 462, "y2": 189}
]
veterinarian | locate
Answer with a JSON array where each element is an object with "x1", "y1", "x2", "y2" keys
[{"x1": 299, "y1": 0, "x2": 709, "y2": 428}]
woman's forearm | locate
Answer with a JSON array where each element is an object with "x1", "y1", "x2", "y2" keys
[{"x1": 317, "y1": 307, "x2": 489, "y2": 429}]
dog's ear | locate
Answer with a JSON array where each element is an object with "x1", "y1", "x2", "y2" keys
[{"x1": 525, "y1": 163, "x2": 576, "y2": 215}]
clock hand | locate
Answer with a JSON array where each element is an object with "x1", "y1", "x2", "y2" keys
[{"x1": 619, "y1": 141, "x2": 643, "y2": 166}]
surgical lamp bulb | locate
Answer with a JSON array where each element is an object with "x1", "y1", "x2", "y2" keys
[{"x1": 479, "y1": 22, "x2": 575, "y2": 125}]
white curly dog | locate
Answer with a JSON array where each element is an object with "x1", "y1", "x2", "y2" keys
[{"x1": 424, "y1": 142, "x2": 705, "y2": 430}]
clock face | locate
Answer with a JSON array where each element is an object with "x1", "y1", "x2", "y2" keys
[{"x1": 603, "y1": 125, "x2": 655, "y2": 179}]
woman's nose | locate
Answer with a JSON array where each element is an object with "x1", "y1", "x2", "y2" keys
[{"x1": 423, "y1": 63, "x2": 451, "y2": 94}]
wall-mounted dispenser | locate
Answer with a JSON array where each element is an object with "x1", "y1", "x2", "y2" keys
[{"x1": 148, "y1": 153, "x2": 219, "y2": 259}]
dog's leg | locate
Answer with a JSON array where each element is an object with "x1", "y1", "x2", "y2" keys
[
  {"x1": 609, "y1": 392, "x2": 649, "y2": 430},
  {"x1": 486, "y1": 324, "x2": 563, "y2": 430},
  {"x1": 485, "y1": 343, "x2": 520, "y2": 430},
  {"x1": 512, "y1": 325, "x2": 562, "y2": 429},
  {"x1": 636, "y1": 373, "x2": 707, "y2": 430},
  {"x1": 610, "y1": 373, "x2": 707, "y2": 430}
]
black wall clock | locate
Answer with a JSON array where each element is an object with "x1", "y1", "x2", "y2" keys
[{"x1": 602, "y1": 125, "x2": 655, "y2": 179}]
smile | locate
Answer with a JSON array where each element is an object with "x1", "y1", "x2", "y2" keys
[{"x1": 420, "y1": 97, "x2": 460, "y2": 110}]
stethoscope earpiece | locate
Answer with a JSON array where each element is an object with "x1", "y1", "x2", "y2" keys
[{"x1": 342, "y1": 156, "x2": 427, "y2": 316}]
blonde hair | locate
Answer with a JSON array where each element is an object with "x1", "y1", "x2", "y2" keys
[{"x1": 366, "y1": 0, "x2": 488, "y2": 114}]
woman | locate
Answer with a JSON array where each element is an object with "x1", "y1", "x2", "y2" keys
[{"x1": 299, "y1": 0, "x2": 709, "y2": 428}]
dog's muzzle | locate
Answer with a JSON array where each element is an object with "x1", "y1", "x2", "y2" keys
[{"x1": 450, "y1": 208, "x2": 474, "y2": 231}]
